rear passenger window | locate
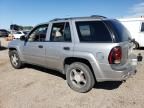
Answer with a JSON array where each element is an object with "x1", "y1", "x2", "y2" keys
[
  {"x1": 141, "y1": 22, "x2": 144, "y2": 32},
  {"x1": 50, "y1": 22, "x2": 71, "y2": 42},
  {"x1": 76, "y1": 21, "x2": 112, "y2": 42}
]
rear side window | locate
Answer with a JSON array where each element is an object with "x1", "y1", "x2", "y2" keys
[
  {"x1": 105, "y1": 20, "x2": 131, "y2": 42},
  {"x1": 76, "y1": 21, "x2": 112, "y2": 42},
  {"x1": 141, "y1": 22, "x2": 144, "y2": 32}
]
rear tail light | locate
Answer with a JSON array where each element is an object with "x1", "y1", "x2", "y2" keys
[{"x1": 108, "y1": 46, "x2": 122, "y2": 64}]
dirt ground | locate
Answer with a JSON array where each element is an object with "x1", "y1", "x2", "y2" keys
[{"x1": 0, "y1": 38, "x2": 144, "y2": 108}]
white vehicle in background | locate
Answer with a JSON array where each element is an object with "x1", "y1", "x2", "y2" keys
[
  {"x1": 13, "y1": 31, "x2": 28, "y2": 39},
  {"x1": 118, "y1": 17, "x2": 144, "y2": 49}
]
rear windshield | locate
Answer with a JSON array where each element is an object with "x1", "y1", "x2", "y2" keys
[
  {"x1": 76, "y1": 21, "x2": 112, "y2": 42},
  {"x1": 104, "y1": 20, "x2": 131, "y2": 42}
]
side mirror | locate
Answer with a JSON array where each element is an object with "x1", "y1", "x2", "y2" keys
[{"x1": 20, "y1": 35, "x2": 26, "y2": 41}]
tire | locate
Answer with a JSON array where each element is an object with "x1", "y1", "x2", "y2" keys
[
  {"x1": 133, "y1": 41, "x2": 139, "y2": 49},
  {"x1": 9, "y1": 50, "x2": 23, "y2": 69},
  {"x1": 66, "y1": 62, "x2": 95, "y2": 93}
]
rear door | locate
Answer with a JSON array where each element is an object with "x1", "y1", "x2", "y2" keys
[
  {"x1": 45, "y1": 22, "x2": 74, "y2": 71},
  {"x1": 22, "y1": 24, "x2": 48, "y2": 65}
]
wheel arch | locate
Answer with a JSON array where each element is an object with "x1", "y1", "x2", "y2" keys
[
  {"x1": 64, "y1": 57, "x2": 96, "y2": 81},
  {"x1": 9, "y1": 47, "x2": 24, "y2": 61}
]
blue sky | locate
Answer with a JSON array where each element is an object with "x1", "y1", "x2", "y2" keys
[{"x1": 0, "y1": 0, "x2": 144, "y2": 29}]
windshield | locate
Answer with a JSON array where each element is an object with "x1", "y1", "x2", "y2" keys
[{"x1": 104, "y1": 20, "x2": 132, "y2": 42}]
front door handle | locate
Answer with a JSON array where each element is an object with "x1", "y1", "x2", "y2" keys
[
  {"x1": 63, "y1": 47, "x2": 70, "y2": 50},
  {"x1": 38, "y1": 45, "x2": 43, "y2": 48}
]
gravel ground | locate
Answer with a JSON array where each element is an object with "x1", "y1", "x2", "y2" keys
[{"x1": 0, "y1": 38, "x2": 144, "y2": 108}]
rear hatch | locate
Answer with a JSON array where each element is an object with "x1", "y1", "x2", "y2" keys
[{"x1": 104, "y1": 20, "x2": 137, "y2": 67}]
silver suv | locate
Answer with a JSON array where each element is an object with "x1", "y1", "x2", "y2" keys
[{"x1": 8, "y1": 16, "x2": 137, "y2": 93}]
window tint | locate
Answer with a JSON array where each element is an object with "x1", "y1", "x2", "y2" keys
[
  {"x1": 28, "y1": 24, "x2": 48, "y2": 42},
  {"x1": 141, "y1": 22, "x2": 144, "y2": 32},
  {"x1": 50, "y1": 22, "x2": 71, "y2": 42},
  {"x1": 105, "y1": 20, "x2": 131, "y2": 42},
  {"x1": 76, "y1": 21, "x2": 112, "y2": 42}
]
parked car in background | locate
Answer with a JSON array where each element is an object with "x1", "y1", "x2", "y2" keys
[
  {"x1": 8, "y1": 16, "x2": 137, "y2": 93},
  {"x1": 23, "y1": 31, "x2": 30, "y2": 35},
  {"x1": 12, "y1": 31, "x2": 28, "y2": 39},
  {"x1": 0, "y1": 29, "x2": 10, "y2": 37},
  {"x1": 118, "y1": 17, "x2": 144, "y2": 49}
]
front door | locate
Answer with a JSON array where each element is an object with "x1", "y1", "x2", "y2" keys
[{"x1": 22, "y1": 24, "x2": 48, "y2": 65}]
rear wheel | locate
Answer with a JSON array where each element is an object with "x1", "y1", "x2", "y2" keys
[
  {"x1": 66, "y1": 62, "x2": 95, "y2": 93},
  {"x1": 9, "y1": 50, "x2": 23, "y2": 69}
]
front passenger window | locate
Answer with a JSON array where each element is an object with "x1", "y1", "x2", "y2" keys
[{"x1": 28, "y1": 25, "x2": 48, "y2": 42}]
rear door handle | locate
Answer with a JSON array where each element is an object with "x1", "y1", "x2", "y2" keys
[
  {"x1": 63, "y1": 47, "x2": 70, "y2": 50},
  {"x1": 38, "y1": 45, "x2": 43, "y2": 48}
]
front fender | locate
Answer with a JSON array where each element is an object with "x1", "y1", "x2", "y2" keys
[{"x1": 8, "y1": 40, "x2": 25, "y2": 61}]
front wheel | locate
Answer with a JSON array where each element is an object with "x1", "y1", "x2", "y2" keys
[
  {"x1": 66, "y1": 62, "x2": 95, "y2": 93},
  {"x1": 9, "y1": 50, "x2": 23, "y2": 69}
]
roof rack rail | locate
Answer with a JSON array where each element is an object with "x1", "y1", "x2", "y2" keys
[
  {"x1": 50, "y1": 15, "x2": 107, "y2": 22},
  {"x1": 90, "y1": 15, "x2": 107, "y2": 18},
  {"x1": 50, "y1": 18, "x2": 71, "y2": 22},
  {"x1": 50, "y1": 18, "x2": 63, "y2": 21}
]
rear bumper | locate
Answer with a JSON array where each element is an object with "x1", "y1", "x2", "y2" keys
[
  {"x1": 112, "y1": 66, "x2": 136, "y2": 81},
  {"x1": 91, "y1": 59, "x2": 137, "y2": 82}
]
